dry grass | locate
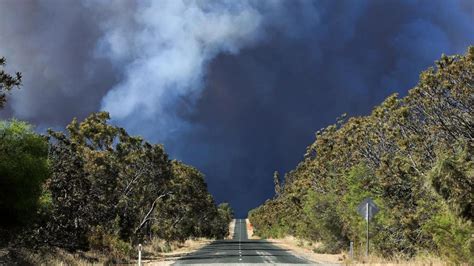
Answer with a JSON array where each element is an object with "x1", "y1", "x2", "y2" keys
[
  {"x1": 228, "y1": 219, "x2": 236, "y2": 239},
  {"x1": 139, "y1": 238, "x2": 213, "y2": 265},
  {"x1": 257, "y1": 234, "x2": 452, "y2": 266},
  {"x1": 265, "y1": 235, "x2": 344, "y2": 264},
  {"x1": 348, "y1": 253, "x2": 453, "y2": 266},
  {"x1": 266, "y1": 236, "x2": 453, "y2": 266},
  {"x1": 0, "y1": 237, "x2": 214, "y2": 265},
  {"x1": 246, "y1": 218, "x2": 259, "y2": 239},
  {"x1": 0, "y1": 247, "x2": 108, "y2": 265}
]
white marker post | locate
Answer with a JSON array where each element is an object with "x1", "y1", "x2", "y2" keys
[
  {"x1": 349, "y1": 241, "x2": 353, "y2": 259},
  {"x1": 138, "y1": 244, "x2": 142, "y2": 266},
  {"x1": 366, "y1": 202, "x2": 369, "y2": 257}
]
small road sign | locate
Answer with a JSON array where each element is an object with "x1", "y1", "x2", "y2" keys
[
  {"x1": 357, "y1": 197, "x2": 379, "y2": 221},
  {"x1": 357, "y1": 197, "x2": 379, "y2": 257}
]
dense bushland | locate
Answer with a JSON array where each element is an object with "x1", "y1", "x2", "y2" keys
[
  {"x1": 249, "y1": 47, "x2": 473, "y2": 263},
  {"x1": 0, "y1": 57, "x2": 233, "y2": 260},
  {"x1": 0, "y1": 121, "x2": 49, "y2": 230}
]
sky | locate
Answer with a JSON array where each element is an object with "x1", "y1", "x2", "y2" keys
[{"x1": 0, "y1": 0, "x2": 473, "y2": 217}]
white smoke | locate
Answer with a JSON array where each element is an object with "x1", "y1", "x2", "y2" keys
[{"x1": 99, "y1": 0, "x2": 272, "y2": 137}]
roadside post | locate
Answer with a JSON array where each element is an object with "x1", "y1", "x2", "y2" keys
[
  {"x1": 138, "y1": 244, "x2": 142, "y2": 266},
  {"x1": 357, "y1": 197, "x2": 379, "y2": 257},
  {"x1": 349, "y1": 241, "x2": 354, "y2": 259}
]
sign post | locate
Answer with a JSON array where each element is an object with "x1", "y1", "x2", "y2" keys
[
  {"x1": 357, "y1": 198, "x2": 379, "y2": 257},
  {"x1": 138, "y1": 244, "x2": 142, "y2": 266}
]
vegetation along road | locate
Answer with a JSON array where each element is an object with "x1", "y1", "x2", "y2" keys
[{"x1": 174, "y1": 219, "x2": 315, "y2": 265}]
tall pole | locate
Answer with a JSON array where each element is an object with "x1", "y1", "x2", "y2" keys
[{"x1": 366, "y1": 202, "x2": 369, "y2": 257}]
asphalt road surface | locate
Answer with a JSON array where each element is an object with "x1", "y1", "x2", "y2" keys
[{"x1": 174, "y1": 219, "x2": 315, "y2": 265}]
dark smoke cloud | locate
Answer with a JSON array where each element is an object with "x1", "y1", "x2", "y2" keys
[
  {"x1": 0, "y1": 1, "x2": 118, "y2": 126},
  {"x1": 171, "y1": 0, "x2": 474, "y2": 216},
  {"x1": 0, "y1": 0, "x2": 473, "y2": 216}
]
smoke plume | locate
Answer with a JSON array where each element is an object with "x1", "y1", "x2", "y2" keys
[{"x1": 0, "y1": 0, "x2": 473, "y2": 216}]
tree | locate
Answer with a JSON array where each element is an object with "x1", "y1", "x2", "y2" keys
[
  {"x1": 44, "y1": 112, "x2": 231, "y2": 251},
  {"x1": 0, "y1": 57, "x2": 22, "y2": 108},
  {"x1": 217, "y1": 202, "x2": 234, "y2": 223},
  {"x1": 46, "y1": 112, "x2": 172, "y2": 249},
  {"x1": 153, "y1": 160, "x2": 223, "y2": 241},
  {"x1": 249, "y1": 47, "x2": 474, "y2": 262},
  {"x1": 0, "y1": 120, "x2": 49, "y2": 228},
  {"x1": 273, "y1": 171, "x2": 281, "y2": 197}
]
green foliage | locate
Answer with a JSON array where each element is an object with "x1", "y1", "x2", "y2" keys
[
  {"x1": 423, "y1": 209, "x2": 473, "y2": 264},
  {"x1": 0, "y1": 57, "x2": 231, "y2": 256},
  {"x1": 153, "y1": 160, "x2": 231, "y2": 241},
  {"x1": 37, "y1": 112, "x2": 232, "y2": 251},
  {"x1": 429, "y1": 142, "x2": 473, "y2": 220},
  {"x1": 87, "y1": 226, "x2": 133, "y2": 260},
  {"x1": 0, "y1": 120, "x2": 49, "y2": 228},
  {"x1": 217, "y1": 202, "x2": 234, "y2": 223},
  {"x1": 249, "y1": 46, "x2": 474, "y2": 262},
  {"x1": 212, "y1": 202, "x2": 235, "y2": 238}
]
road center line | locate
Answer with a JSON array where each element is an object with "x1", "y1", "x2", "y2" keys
[{"x1": 238, "y1": 219, "x2": 242, "y2": 261}]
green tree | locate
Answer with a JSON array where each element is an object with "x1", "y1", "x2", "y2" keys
[
  {"x1": 249, "y1": 47, "x2": 474, "y2": 262},
  {"x1": 44, "y1": 112, "x2": 230, "y2": 251},
  {"x1": 273, "y1": 171, "x2": 281, "y2": 197},
  {"x1": 0, "y1": 120, "x2": 49, "y2": 228},
  {"x1": 46, "y1": 112, "x2": 172, "y2": 249},
  {"x1": 153, "y1": 160, "x2": 225, "y2": 241},
  {"x1": 217, "y1": 202, "x2": 234, "y2": 223}
]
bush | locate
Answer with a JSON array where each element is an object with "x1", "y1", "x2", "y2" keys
[
  {"x1": 248, "y1": 47, "x2": 474, "y2": 263},
  {"x1": 0, "y1": 120, "x2": 49, "y2": 229},
  {"x1": 150, "y1": 238, "x2": 172, "y2": 253},
  {"x1": 423, "y1": 210, "x2": 473, "y2": 264},
  {"x1": 87, "y1": 226, "x2": 133, "y2": 260}
]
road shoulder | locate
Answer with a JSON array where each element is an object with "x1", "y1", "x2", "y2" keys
[
  {"x1": 145, "y1": 220, "x2": 237, "y2": 265},
  {"x1": 246, "y1": 220, "x2": 343, "y2": 265},
  {"x1": 140, "y1": 239, "x2": 213, "y2": 265},
  {"x1": 267, "y1": 236, "x2": 343, "y2": 265}
]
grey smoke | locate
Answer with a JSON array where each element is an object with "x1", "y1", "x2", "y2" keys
[
  {"x1": 0, "y1": 0, "x2": 473, "y2": 216},
  {"x1": 0, "y1": 0, "x2": 117, "y2": 126},
  {"x1": 98, "y1": 1, "x2": 276, "y2": 140}
]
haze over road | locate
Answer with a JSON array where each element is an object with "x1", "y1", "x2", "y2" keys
[{"x1": 174, "y1": 219, "x2": 317, "y2": 265}]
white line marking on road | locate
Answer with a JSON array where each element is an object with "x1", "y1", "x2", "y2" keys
[
  {"x1": 238, "y1": 219, "x2": 242, "y2": 262},
  {"x1": 256, "y1": 248, "x2": 278, "y2": 263}
]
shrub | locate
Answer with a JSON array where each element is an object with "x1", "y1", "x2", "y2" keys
[
  {"x1": 87, "y1": 226, "x2": 133, "y2": 260},
  {"x1": 0, "y1": 120, "x2": 49, "y2": 229},
  {"x1": 423, "y1": 209, "x2": 473, "y2": 264}
]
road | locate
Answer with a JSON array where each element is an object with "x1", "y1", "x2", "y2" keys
[{"x1": 174, "y1": 219, "x2": 315, "y2": 265}]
